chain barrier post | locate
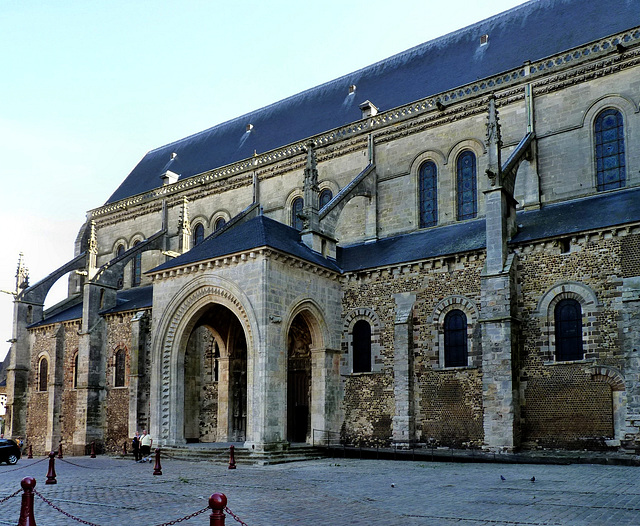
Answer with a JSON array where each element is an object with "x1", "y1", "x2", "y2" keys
[
  {"x1": 57, "y1": 443, "x2": 63, "y2": 459},
  {"x1": 209, "y1": 493, "x2": 227, "y2": 526},
  {"x1": 228, "y1": 445, "x2": 236, "y2": 470},
  {"x1": 27, "y1": 445, "x2": 33, "y2": 459},
  {"x1": 17, "y1": 477, "x2": 37, "y2": 526},
  {"x1": 45, "y1": 451, "x2": 57, "y2": 485},
  {"x1": 153, "y1": 448, "x2": 162, "y2": 476},
  {"x1": 90, "y1": 441, "x2": 96, "y2": 458}
]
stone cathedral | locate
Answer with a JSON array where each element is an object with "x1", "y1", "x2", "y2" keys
[{"x1": 5, "y1": 0, "x2": 640, "y2": 457}]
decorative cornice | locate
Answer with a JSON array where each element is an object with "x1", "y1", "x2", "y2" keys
[{"x1": 149, "y1": 248, "x2": 340, "y2": 283}]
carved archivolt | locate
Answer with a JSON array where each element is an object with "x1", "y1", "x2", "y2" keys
[{"x1": 155, "y1": 284, "x2": 254, "y2": 436}]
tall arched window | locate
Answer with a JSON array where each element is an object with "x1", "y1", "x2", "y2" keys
[
  {"x1": 595, "y1": 108, "x2": 625, "y2": 191},
  {"x1": 319, "y1": 189, "x2": 333, "y2": 209},
  {"x1": 419, "y1": 160, "x2": 438, "y2": 227},
  {"x1": 352, "y1": 320, "x2": 372, "y2": 373},
  {"x1": 456, "y1": 151, "x2": 477, "y2": 220},
  {"x1": 214, "y1": 217, "x2": 226, "y2": 232},
  {"x1": 444, "y1": 310, "x2": 468, "y2": 367},
  {"x1": 38, "y1": 357, "x2": 48, "y2": 392},
  {"x1": 114, "y1": 348, "x2": 126, "y2": 387},
  {"x1": 555, "y1": 299, "x2": 583, "y2": 361},
  {"x1": 116, "y1": 245, "x2": 125, "y2": 289},
  {"x1": 291, "y1": 197, "x2": 304, "y2": 231},
  {"x1": 73, "y1": 352, "x2": 79, "y2": 389},
  {"x1": 132, "y1": 241, "x2": 141, "y2": 287},
  {"x1": 193, "y1": 223, "x2": 205, "y2": 246}
]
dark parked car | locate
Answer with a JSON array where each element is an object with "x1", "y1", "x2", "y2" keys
[{"x1": 0, "y1": 438, "x2": 21, "y2": 465}]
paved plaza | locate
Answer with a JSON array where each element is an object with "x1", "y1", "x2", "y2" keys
[{"x1": 1, "y1": 454, "x2": 639, "y2": 525}]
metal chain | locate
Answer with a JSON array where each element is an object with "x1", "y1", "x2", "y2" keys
[
  {"x1": 34, "y1": 490, "x2": 104, "y2": 526},
  {"x1": 0, "y1": 489, "x2": 22, "y2": 505},
  {"x1": 58, "y1": 458, "x2": 103, "y2": 469},
  {"x1": 34, "y1": 489, "x2": 209, "y2": 526},
  {"x1": 0, "y1": 456, "x2": 49, "y2": 473},
  {"x1": 225, "y1": 506, "x2": 249, "y2": 526},
  {"x1": 150, "y1": 505, "x2": 209, "y2": 526}
]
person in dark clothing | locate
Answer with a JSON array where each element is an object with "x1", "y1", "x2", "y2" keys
[{"x1": 132, "y1": 431, "x2": 141, "y2": 461}]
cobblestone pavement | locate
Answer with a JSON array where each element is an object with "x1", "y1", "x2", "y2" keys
[{"x1": 1, "y1": 455, "x2": 639, "y2": 525}]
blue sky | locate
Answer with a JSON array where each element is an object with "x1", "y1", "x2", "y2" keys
[{"x1": 0, "y1": 0, "x2": 528, "y2": 360}]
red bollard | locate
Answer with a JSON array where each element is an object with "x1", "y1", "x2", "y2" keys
[
  {"x1": 228, "y1": 445, "x2": 236, "y2": 470},
  {"x1": 209, "y1": 493, "x2": 227, "y2": 526},
  {"x1": 17, "y1": 477, "x2": 37, "y2": 526},
  {"x1": 153, "y1": 448, "x2": 162, "y2": 476},
  {"x1": 57, "y1": 443, "x2": 63, "y2": 459},
  {"x1": 27, "y1": 445, "x2": 33, "y2": 459},
  {"x1": 90, "y1": 441, "x2": 96, "y2": 458},
  {"x1": 123, "y1": 441, "x2": 127, "y2": 456},
  {"x1": 46, "y1": 451, "x2": 57, "y2": 485}
]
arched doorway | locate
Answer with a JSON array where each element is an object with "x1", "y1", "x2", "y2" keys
[
  {"x1": 183, "y1": 303, "x2": 247, "y2": 443},
  {"x1": 287, "y1": 313, "x2": 312, "y2": 443}
]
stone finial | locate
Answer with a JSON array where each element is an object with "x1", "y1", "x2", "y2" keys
[
  {"x1": 485, "y1": 95, "x2": 503, "y2": 187},
  {"x1": 302, "y1": 141, "x2": 320, "y2": 234},
  {"x1": 86, "y1": 221, "x2": 98, "y2": 278},
  {"x1": 15, "y1": 252, "x2": 29, "y2": 292},
  {"x1": 179, "y1": 196, "x2": 191, "y2": 253},
  {"x1": 88, "y1": 221, "x2": 98, "y2": 256}
]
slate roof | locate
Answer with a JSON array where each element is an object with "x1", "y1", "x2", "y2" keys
[
  {"x1": 151, "y1": 215, "x2": 342, "y2": 273},
  {"x1": 105, "y1": 0, "x2": 639, "y2": 205},
  {"x1": 28, "y1": 286, "x2": 154, "y2": 328}
]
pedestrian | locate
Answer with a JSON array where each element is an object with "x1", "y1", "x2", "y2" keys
[
  {"x1": 132, "y1": 431, "x2": 141, "y2": 462},
  {"x1": 139, "y1": 430, "x2": 152, "y2": 462}
]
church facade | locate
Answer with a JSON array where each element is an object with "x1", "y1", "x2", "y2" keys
[{"x1": 5, "y1": 0, "x2": 640, "y2": 456}]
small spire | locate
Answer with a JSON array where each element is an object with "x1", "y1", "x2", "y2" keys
[
  {"x1": 16, "y1": 252, "x2": 29, "y2": 292},
  {"x1": 179, "y1": 196, "x2": 192, "y2": 253},
  {"x1": 485, "y1": 95, "x2": 503, "y2": 187},
  {"x1": 88, "y1": 221, "x2": 98, "y2": 256}
]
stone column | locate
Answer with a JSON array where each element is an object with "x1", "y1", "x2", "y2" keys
[
  {"x1": 217, "y1": 356, "x2": 231, "y2": 441},
  {"x1": 128, "y1": 311, "x2": 148, "y2": 437},
  {"x1": 480, "y1": 254, "x2": 519, "y2": 451},
  {"x1": 45, "y1": 325, "x2": 65, "y2": 452},
  {"x1": 392, "y1": 292, "x2": 416, "y2": 444},
  {"x1": 6, "y1": 299, "x2": 42, "y2": 439},
  {"x1": 310, "y1": 346, "x2": 342, "y2": 443}
]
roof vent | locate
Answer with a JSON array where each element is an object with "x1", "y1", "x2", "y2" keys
[
  {"x1": 246, "y1": 124, "x2": 254, "y2": 132},
  {"x1": 348, "y1": 84, "x2": 356, "y2": 94},
  {"x1": 359, "y1": 100, "x2": 378, "y2": 119},
  {"x1": 170, "y1": 152, "x2": 178, "y2": 160},
  {"x1": 480, "y1": 34, "x2": 489, "y2": 46},
  {"x1": 161, "y1": 170, "x2": 179, "y2": 185}
]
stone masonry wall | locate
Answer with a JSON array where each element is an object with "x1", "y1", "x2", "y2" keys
[
  {"x1": 516, "y1": 234, "x2": 625, "y2": 449},
  {"x1": 342, "y1": 253, "x2": 485, "y2": 447},
  {"x1": 26, "y1": 326, "x2": 55, "y2": 455}
]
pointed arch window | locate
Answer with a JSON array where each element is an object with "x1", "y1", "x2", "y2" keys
[
  {"x1": 419, "y1": 160, "x2": 438, "y2": 227},
  {"x1": 291, "y1": 197, "x2": 304, "y2": 231},
  {"x1": 114, "y1": 348, "x2": 126, "y2": 387},
  {"x1": 319, "y1": 189, "x2": 333, "y2": 209},
  {"x1": 38, "y1": 357, "x2": 48, "y2": 392},
  {"x1": 132, "y1": 241, "x2": 141, "y2": 287},
  {"x1": 595, "y1": 108, "x2": 625, "y2": 191},
  {"x1": 193, "y1": 223, "x2": 205, "y2": 246},
  {"x1": 555, "y1": 299, "x2": 583, "y2": 361},
  {"x1": 352, "y1": 320, "x2": 372, "y2": 373},
  {"x1": 456, "y1": 151, "x2": 477, "y2": 220},
  {"x1": 444, "y1": 310, "x2": 468, "y2": 367}
]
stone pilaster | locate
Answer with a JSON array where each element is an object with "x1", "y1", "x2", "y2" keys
[
  {"x1": 392, "y1": 292, "x2": 416, "y2": 444},
  {"x1": 480, "y1": 254, "x2": 519, "y2": 451},
  {"x1": 45, "y1": 324, "x2": 65, "y2": 452},
  {"x1": 128, "y1": 310, "x2": 148, "y2": 437},
  {"x1": 310, "y1": 346, "x2": 342, "y2": 442},
  {"x1": 620, "y1": 277, "x2": 640, "y2": 443}
]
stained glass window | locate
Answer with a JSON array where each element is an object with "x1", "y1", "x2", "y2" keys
[
  {"x1": 444, "y1": 310, "x2": 467, "y2": 367},
  {"x1": 457, "y1": 151, "x2": 477, "y2": 220},
  {"x1": 291, "y1": 197, "x2": 304, "y2": 231},
  {"x1": 419, "y1": 161, "x2": 438, "y2": 227},
  {"x1": 555, "y1": 299, "x2": 583, "y2": 361},
  {"x1": 595, "y1": 109, "x2": 625, "y2": 191},
  {"x1": 319, "y1": 189, "x2": 333, "y2": 209},
  {"x1": 193, "y1": 223, "x2": 204, "y2": 246}
]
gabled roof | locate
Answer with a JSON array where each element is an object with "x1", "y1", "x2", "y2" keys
[
  {"x1": 150, "y1": 215, "x2": 342, "y2": 273},
  {"x1": 105, "y1": 0, "x2": 639, "y2": 205}
]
